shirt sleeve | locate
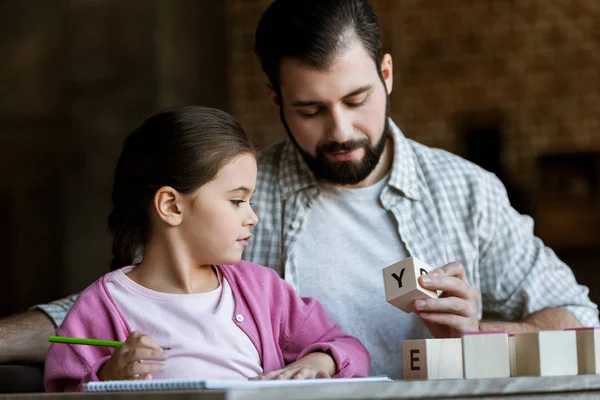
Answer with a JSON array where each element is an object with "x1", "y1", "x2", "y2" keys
[
  {"x1": 44, "y1": 342, "x2": 108, "y2": 392},
  {"x1": 30, "y1": 294, "x2": 79, "y2": 328},
  {"x1": 478, "y1": 172, "x2": 599, "y2": 326},
  {"x1": 276, "y1": 279, "x2": 371, "y2": 378}
]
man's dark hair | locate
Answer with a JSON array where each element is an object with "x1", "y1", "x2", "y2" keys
[{"x1": 254, "y1": 0, "x2": 383, "y2": 93}]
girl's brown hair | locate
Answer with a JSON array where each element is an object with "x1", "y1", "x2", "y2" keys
[{"x1": 107, "y1": 105, "x2": 255, "y2": 270}]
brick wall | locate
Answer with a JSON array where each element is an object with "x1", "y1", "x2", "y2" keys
[{"x1": 227, "y1": 0, "x2": 600, "y2": 189}]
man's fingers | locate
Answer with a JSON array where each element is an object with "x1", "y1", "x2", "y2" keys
[
  {"x1": 419, "y1": 274, "x2": 478, "y2": 301},
  {"x1": 414, "y1": 297, "x2": 474, "y2": 317},
  {"x1": 417, "y1": 312, "x2": 475, "y2": 332},
  {"x1": 429, "y1": 262, "x2": 467, "y2": 281}
]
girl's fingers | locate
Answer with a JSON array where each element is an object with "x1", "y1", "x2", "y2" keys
[
  {"x1": 125, "y1": 332, "x2": 163, "y2": 351},
  {"x1": 315, "y1": 370, "x2": 330, "y2": 379},
  {"x1": 250, "y1": 368, "x2": 282, "y2": 380},
  {"x1": 251, "y1": 367, "x2": 329, "y2": 381},
  {"x1": 123, "y1": 347, "x2": 168, "y2": 363},
  {"x1": 125, "y1": 361, "x2": 166, "y2": 377},
  {"x1": 274, "y1": 368, "x2": 300, "y2": 380},
  {"x1": 131, "y1": 373, "x2": 153, "y2": 380},
  {"x1": 291, "y1": 368, "x2": 311, "y2": 380}
]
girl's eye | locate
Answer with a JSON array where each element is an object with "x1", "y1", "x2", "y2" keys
[{"x1": 231, "y1": 200, "x2": 246, "y2": 206}]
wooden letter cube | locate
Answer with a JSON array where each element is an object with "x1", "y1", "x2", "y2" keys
[
  {"x1": 383, "y1": 257, "x2": 438, "y2": 313},
  {"x1": 509, "y1": 334, "x2": 516, "y2": 377},
  {"x1": 403, "y1": 338, "x2": 463, "y2": 380},
  {"x1": 513, "y1": 330, "x2": 577, "y2": 377},
  {"x1": 462, "y1": 331, "x2": 510, "y2": 379},
  {"x1": 567, "y1": 327, "x2": 600, "y2": 374}
]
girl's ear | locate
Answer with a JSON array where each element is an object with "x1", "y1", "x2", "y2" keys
[{"x1": 153, "y1": 186, "x2": 183, "y2": 226}]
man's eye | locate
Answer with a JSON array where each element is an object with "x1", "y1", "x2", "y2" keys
[
  {"x1": 347, "y1": 98, "x2": 368, "y2": 108},
  {"x1": 300, "y1": 108, "x2": 323, "y2": 118}
]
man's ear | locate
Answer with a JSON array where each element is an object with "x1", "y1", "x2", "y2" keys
[
  {"x1": 381, "y1": 53, "x2": 393, "y2": 95},
  {"x1": 264, "y1": 83, "x2": 281, "y2": 108},
  {"x1": 153, "y1": 186, "x2": 183, "y2": 227}
]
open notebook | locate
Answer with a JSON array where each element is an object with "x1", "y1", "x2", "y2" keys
[{"x1": 83, "y1": 376, "x2": 391, "y2": 392}]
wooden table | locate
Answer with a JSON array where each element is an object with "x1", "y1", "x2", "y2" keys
[{"x1": 4, "y1": 375, "x2": 600, "y2": 400}]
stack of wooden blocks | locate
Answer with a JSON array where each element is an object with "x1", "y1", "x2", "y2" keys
[{"x1": 383, "y1": 257, "x2": 600, "y2": 380}]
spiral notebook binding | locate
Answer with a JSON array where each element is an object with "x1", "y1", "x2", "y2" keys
[{"x1": 84, "y1": 379, "x2": 206, "y2": 392}]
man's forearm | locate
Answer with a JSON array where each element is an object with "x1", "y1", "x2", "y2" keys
[
  {"x1": 479, "y1": 307, "x2": 583, "y2": 334},
  {"x1": 0, "y1": 310, "x2": 56, "y2": 363}
]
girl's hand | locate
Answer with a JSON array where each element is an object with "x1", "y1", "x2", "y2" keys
[
  {"x1": 249, "y1": 352, "x2": 336, "y2": 380},
  {"x1": 97, "y1": 332, "x2": 168, "y2": 381}
]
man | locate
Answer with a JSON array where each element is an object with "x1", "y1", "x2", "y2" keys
[{"x1": 0, "y1": 0, "x2": 597, "y2": 379}]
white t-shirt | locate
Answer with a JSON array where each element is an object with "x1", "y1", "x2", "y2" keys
[
  {"x1": 290, "y1": 175, "x2": 431, "y2": 379},
  {"x1": 106, "y1": 266, "x2": 263, "y2": 380}
]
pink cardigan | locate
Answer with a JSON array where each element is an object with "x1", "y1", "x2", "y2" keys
[{"x1": 44, "y1": 261, "x2": 371, "y2": 391}]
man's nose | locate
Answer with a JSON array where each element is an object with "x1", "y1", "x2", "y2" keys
[{"x1": 327, "y1": 107, "x2": 352, "y2": 143}]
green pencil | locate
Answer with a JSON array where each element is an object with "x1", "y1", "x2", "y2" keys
[{"x1": 49, "y1": 336, "x2": 170, "y2": 350}]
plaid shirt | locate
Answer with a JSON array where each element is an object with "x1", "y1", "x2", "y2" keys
[{"x1": 38, "y1": 119, "x2": 598, "y2": 328}]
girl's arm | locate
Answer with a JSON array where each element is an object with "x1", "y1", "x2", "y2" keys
[
  {"x1": 43, "y1": 280, "x2": 129, "y2": 392},
  {"x1": 45, "y1": 331, "x2": 167, "y2": 392},
  {"x1": 44, "y1": 342, "x2": 112, "y2": 392},
  {"x1": 275, "y1": 281, "x2": 371, "y2": 378}
]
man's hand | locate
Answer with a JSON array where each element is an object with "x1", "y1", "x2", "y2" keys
[
  {"x1": 250, "y1": 352, "x2": 336, "y2": 380},
  {"x1": 98, "y1": 332, "x2": 167, "y2": 381},
  {"x1": 415, "y1": 262, "x2": 480, "y2": 338}
]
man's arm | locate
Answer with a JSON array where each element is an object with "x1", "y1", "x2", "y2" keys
[
  {"x1": 0, "y1": 294, "x2": 78, "y2": 364},
  {"x1": 473, "y1": 172, "x2": 599, "y2": 327},
  {"x1": 480, "y1": 307, "x2": 583, "y2": 334},
  {"x1": 415, "y1": 262, "x2": 587, "y2": 338},
  {"x1": 414, "y1": 170, "x2": 598, "y2": 338},
  {"x1": 0, "y1": 311, "x2": 56, "y2": 364}
]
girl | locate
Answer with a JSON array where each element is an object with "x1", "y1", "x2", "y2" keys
[{"x1": 44, "y1": 106, "x2": 370, "y2": 392}]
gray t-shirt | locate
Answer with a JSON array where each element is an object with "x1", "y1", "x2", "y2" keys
[{"x1": 290, "y1": 175, "x2": 431, "y2": 379}]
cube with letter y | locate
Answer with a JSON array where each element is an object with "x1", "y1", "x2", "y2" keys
[{"x1": 383, "y1": 257, "x2": 438, "y2": 313}]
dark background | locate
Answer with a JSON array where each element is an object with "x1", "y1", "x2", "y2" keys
[{"x1": 1, "y1": 0, "x2": 599, "y2": 316}]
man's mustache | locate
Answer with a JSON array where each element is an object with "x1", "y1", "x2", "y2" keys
[{"x1": 317, "y1": 139, "x2": 370, "y2": 155}]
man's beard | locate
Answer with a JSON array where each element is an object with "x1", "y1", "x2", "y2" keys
[{"x1": 280, "y1": 97, "x2": 390, "y2": 186}]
